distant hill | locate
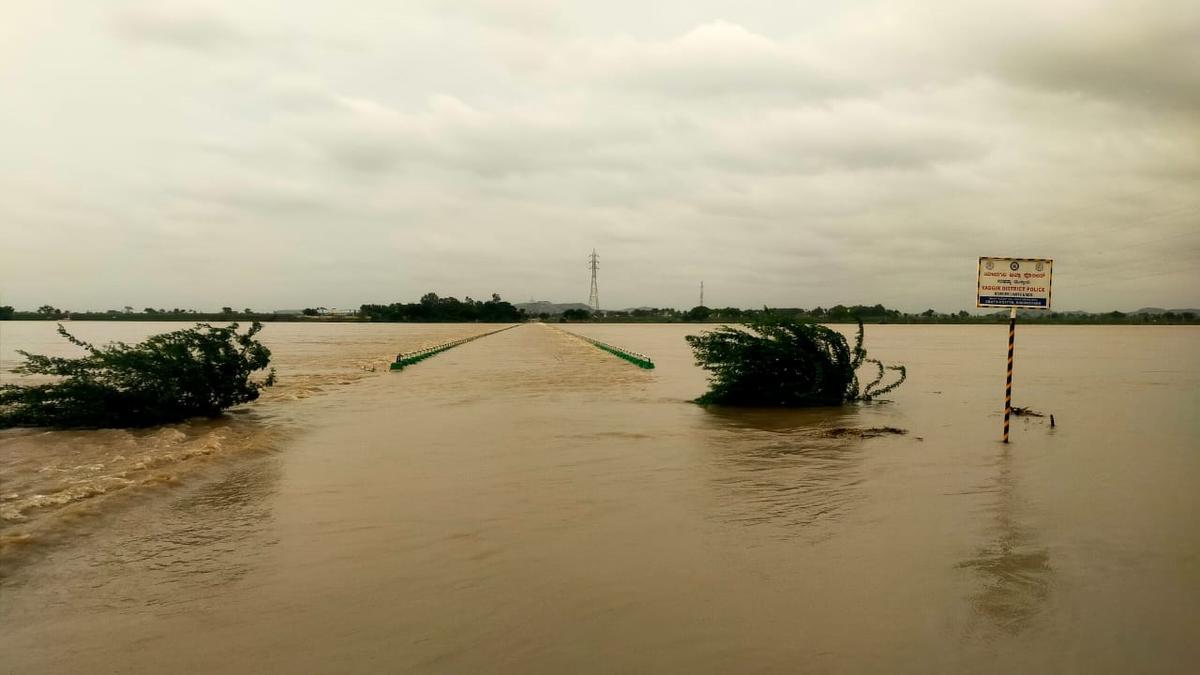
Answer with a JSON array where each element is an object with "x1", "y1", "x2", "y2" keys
[
  {"x1": 993, "y1": 308, "x2": 1199, "y2": 318},
  {"x1": 515, "y1": 301, "x2": 593, "y2": 315},
  {"x1": 1131, "y1": 307, "x2": 1200, "y2": 315}
]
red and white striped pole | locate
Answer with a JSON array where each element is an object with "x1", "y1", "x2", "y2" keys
[{"x1": 1003, "y1": 306, "x2": 1016, "y2": 443}]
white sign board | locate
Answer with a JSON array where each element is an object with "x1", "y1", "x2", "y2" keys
[{"x1": 977, "y1": 257, "x2": 1053, "y2": 309}]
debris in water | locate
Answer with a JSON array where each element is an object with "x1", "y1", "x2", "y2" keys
[
  {"x1": 1011, "y1": 406, "x2": 1046, "y2": 417},
  {"x1": 819, "y1": 426, "x2": 907, "y2": 439}
]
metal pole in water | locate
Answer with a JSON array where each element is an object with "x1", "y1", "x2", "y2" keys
[{"x1": 1003, "y1": 306, "x2": 1016, "y2": 443}]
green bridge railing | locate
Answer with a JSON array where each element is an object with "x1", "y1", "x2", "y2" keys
[
  {"x1": 555, "y1": 326, "x2": 655, "y2": 369},
  {"x1": 390, "y1": 325, "x2": 517, "y2": 370}
]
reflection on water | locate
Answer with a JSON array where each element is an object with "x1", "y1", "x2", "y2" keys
[
  {"x1": 957, "y1": 449, "x2": 1052, "y2": 636},
  {"x1": 701, "y1": 406, "x2": 868, "y2": 537}
]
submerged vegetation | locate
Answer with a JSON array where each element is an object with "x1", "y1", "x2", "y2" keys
[
  {"x1": 686, "y1": 315, "x2": 906, "y2": 407},
  {"x1": 0, "y1": 323, "x2": 274, "y2": 429}
]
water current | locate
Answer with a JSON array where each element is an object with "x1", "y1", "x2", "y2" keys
[{"x1": 1, "y1": 321, "x2": 1197, "y2": 673}]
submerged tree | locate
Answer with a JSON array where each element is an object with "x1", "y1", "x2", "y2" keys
[
  {"x1": 0, "y1": 323, "x2": 275, "y2": 429},
  {"x1": 685, "y1": 315, "x2": 906, "y2": 406}
]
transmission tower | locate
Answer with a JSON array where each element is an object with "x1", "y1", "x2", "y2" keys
[{"x1": 587, "y1": 249, "x2": 600, "y2": 311}]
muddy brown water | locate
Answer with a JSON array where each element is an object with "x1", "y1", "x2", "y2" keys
[{"x1": 1, "y1": 322, "x2": 1197, "y2": 673}]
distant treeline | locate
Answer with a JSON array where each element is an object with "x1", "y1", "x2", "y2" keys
[
  {"x1": 562, "y1": 304, "x2": 1200, "y2": 325},
  {"x1": 358, "y1": 293, "x2": 525, "y2": 322},
  {"x1": 3, "y1": 301, "x2": 1196, "y2": 324},
  {"x1": 0, "y1": 305, "x2": 336, "y2": 322},
  {"x1": 0, "y1": 296, "x2": 526, "y2": 323}
]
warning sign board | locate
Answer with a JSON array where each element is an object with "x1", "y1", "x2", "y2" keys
[{"x1": 977, "y1": 257, "x2": 1053, "y2": 309}]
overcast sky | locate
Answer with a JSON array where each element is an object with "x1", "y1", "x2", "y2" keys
[{"x1": 1, "y1": 0, "x2": 1197, "y2": 313}]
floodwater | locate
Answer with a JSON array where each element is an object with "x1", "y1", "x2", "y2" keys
[{"x1": 1, "y1": 321, "x2": 1197, "y2": 673}]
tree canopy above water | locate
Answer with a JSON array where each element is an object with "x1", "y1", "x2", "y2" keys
[
  {"x1": 359, "y1": 293, "x2": 525, "y2": 322},
  {"x1": 686, "y1": 315, "x2": 906, "y2": 406},
  {"x1": 0, "y1": 323, "x2": 275, "y2": 429}
]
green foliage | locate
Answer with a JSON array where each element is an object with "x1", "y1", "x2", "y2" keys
[
  {"x1": 0, "y1": 323, "x2": 275, "y2": 429},
  {"x1": 560, "y1": 308, "x2": 592, "y2": 321},
  {"x1": 361, "y1": 293, "x2": 525, "y2": 322},
  {"x1": 0, "y1": 305, "x2": 14, "y2": 320},
  {"x1": 686, "y1": 315, "x2": 906, "y2": 407}
]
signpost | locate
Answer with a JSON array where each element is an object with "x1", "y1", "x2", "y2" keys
[{"x1": 977, "y1": 257, "x2": 1053, "y2": 443}]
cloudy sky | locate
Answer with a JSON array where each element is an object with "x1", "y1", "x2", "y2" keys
[{"x1": 1, "y1": 0, "x2": 1197, "y2": 312}]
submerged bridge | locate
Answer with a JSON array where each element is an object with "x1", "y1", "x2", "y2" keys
[{"x1": 390, "y1": 323, "x2": 654, "y2": 371}]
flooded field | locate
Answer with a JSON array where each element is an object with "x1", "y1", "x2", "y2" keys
[
  {"x1": 0, "y1": 322, "x2": 489, "y2": 545},
  {"x1": 1, "y1": 321, "x2": 1197, "y2": 673}
]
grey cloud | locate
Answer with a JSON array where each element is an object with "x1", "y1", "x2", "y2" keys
[
  {"x1": 839, "y1": 0, "x2": 1200, "y2": 113},
  {"x1": 172, "y1": 181, "x2": 333, "y2": 218},
  {"x1": 558, "y1": 21, "x2": 860, "y2": 100},
  {"x1": 304, "y1": 96, "x2": 658, "y2": 178},
  {"x1": 111, "y1": 5, "x2": 245, "y2": 51},
  {"x1": 982, "y1": 6, "x2": 1200, "y2": 113},
  {"x1": 433, "y1": 0, "x2": 566, "y2": 35},
  {"x1": 323, "y1": 138, "x2": 403, "y2": 174},
  {"x1": 265, "y1": 80, "x2": 349, "y2": 114},
  {"x1": 3, "y1": 2, "x2": 1196, "y2": 312},
  {"x1": 700, "y1": 107, "x2": 988, "y2": 174},
  {"x1": 300, "y1": 91, "x2": 984, "y2": 185}
]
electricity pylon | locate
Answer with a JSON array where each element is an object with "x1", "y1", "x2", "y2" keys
[{"x1": 587, "y1": 249, "x2": 600, "y2": 311}]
